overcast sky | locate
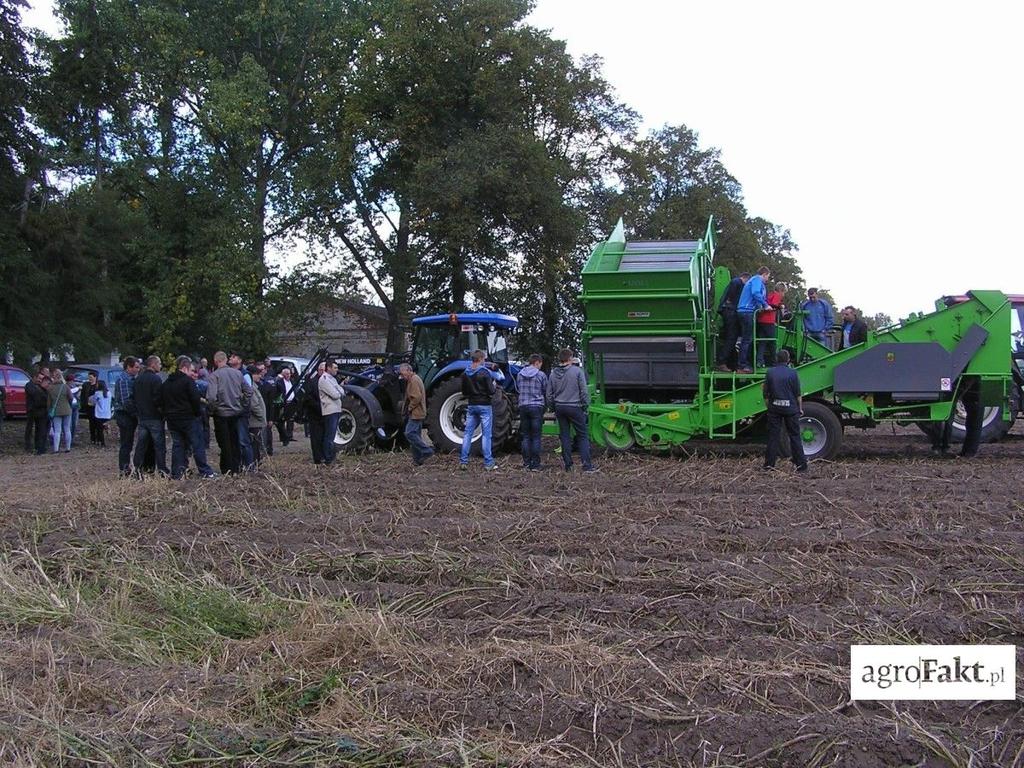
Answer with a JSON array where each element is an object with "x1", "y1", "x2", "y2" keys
[
  {"x1": 23, "y1": 1, "x2": 1022, "y2": 319},
  {"x1": 528, "y1": 0, "x2": 1023, "y2": 318}
]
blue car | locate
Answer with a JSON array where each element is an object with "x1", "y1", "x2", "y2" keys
[{"x1": 62, "y1": 364, "x2": 126, "y2": 393}]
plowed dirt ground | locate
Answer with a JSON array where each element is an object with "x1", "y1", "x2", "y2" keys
[{"x1": 0, "y1": 422, "x2": 1021, "y2": 767}]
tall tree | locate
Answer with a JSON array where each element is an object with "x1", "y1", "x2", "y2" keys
[
  {"x1": 608, "y1": 125, "x2": 803, "y2": 288},
  {"x1": 319, "y1": 0, "x2": 633, "y2": 354},
  {"x1": 0, "y1": 0, "x2": 52, "y2": 363}
]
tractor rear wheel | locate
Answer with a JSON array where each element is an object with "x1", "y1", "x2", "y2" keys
[
  {"x1": 333, "y1": 394, "x2": 374, "y2": 453},
  {"x1": 797, "y1": 401, "x2": 842, "y2": 462},
  {"x1": 426, "y1": 377, "x2": 512, "y2": 454},
  {"x1": 492, "y1": 390, "x2": 513, "y2": 451},
  {"x1": 501, "y1": 392, "x2": 520, "y2": 452},
  {"x1": 917, "y1": 387, "x2": 1019, "y2": 444}
]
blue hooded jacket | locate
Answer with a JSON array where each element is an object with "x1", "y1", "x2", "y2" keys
[{"x1": 738, "y1": 274, "x2": 768, "y2": 313}]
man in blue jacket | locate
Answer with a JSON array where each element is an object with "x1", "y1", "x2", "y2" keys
[
  {"x1": 801, "y1": 288, "x2": 834, "y2": 349},
  {"x1": 736, "y1": 266, "x2": 771, "y2": 373}
]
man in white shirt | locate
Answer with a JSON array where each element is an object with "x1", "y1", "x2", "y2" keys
[
  {"x1": 275, "y1": 366, "x2": 295, "y2": 445},
  {"x1": 318, "y1": 361, "x2": 345, "y2": 465}
]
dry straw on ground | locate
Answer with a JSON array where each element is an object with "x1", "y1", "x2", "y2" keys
[{"x1": 0, "y1": 425, "x2": 1021, "y2": 767}]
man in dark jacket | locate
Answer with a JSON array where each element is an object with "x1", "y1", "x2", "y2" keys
[
  {"x1": 839, "y1": 306, "x2": 868, "y2": 349},
  {"x1": 762, "y1": 350, "x2": 808, "y2": 472},
  {"x1": 459, "y1": 350, "x2": 497, "y2": 470},
  {"x1": 304, "y1": 363, "x2": 325, "y2": 465},
  {"x1": 716, "y1": 272, "x2": 750, "y2": 371},
  {"x1": 163, "y1": 356, "x2": 217, "y2": 479},
  {"x1": 275, "y1": 366, "x2": 296, "y2": 445},
  {"x1": 25, "y1": 369, "x2": 50, "y2": 455},
  {"x1": 80, "y1": 371, "x2": 99, "y2": 444},
  {"x1": 257, "y1": 364, "x2": 278, "y2": 456},
  {"x1": 132, "y1": 355, "x2": 168, "y2": 476}
]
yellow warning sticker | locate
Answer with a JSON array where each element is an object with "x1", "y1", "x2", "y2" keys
[
  {"x1": 717, "y1": 399, "x2": 733, "y2": 410},
  {"x1": 667, "y1": 411, "x2": 680, "y2": 421}
]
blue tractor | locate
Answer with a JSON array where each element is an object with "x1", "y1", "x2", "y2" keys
[{"x1": 290, "y1": 312, "x2": 522, "y2": 454}]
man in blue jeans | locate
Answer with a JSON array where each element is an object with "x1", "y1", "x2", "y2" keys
[
  {"x1": 163, "y1": 356, "x2": 217, "y2": 479},
  {"x1": 112, "y1": 356, "x2": 140, "y2": 474},
  {"x1": 399, "y1": 363, "x2": 434, "y2": 466},
  {"x1": 459, "y1": 350, "x2": 497, "y2": 470},
  {"x1": 548, "y1": 348, "x2": 597, "y2": 473},
  {"x1": 516, "y1": 353, "x2": 548, "y2": 470},
  {"x1": 736, "y1": 266, "x2": 771, "y2": 373},
  {"x1": 318, "y1": 360, "x2": 345, "y2": 465},
  {"x1": 132, "y1": 355, "x2": 168, "y2": 476}
]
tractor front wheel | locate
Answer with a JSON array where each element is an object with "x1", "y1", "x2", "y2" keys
[
  {"x1": 333, "y1": 395, "x2": 374, "y2": 453},
  {"x1": 426, "y1": 377, "x2": 512, "y2": 454}
]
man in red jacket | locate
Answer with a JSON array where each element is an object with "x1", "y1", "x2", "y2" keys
[{"x1": 756, "y1": 282, "x2": 786, "y2": 369}]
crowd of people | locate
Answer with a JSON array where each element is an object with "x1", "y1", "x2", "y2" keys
[
  {"x1": 283, "y1": 346, "x2": 598, "y2": 474},
  {"x1": 19, "y1": 365, "x2": 110, "y2": 455},
  {"x1": 104, "y1": 352, "x2": 300, "y2": 478},
  {"x1": 715, "y1": 268, "x2": 869, "y2": 373}
]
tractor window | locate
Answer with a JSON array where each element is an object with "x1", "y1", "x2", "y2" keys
[
  {"x1": 488, "y1": 329, "x2": 509, "y2": 363},
  {"x1": 412, "y1": 326, "x2": 462, "y2": 373},
  {"x1": 412, "y1": 322, "x2": 513, "y2": 370}
]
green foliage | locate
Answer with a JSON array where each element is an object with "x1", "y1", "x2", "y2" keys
[
  {"x1": 609, "y1": 125, "x2": 804, "y2": 290},
  {"x1": 866, "y1": 312, "x2": 893, "y2": 330},
  {"x1": 1, "y1": 0, "x2": 812, "y2": 361}
]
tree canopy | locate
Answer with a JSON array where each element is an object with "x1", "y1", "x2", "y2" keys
[{"x1": 0, "y1": 0, "x2": 814, "y2": 364}]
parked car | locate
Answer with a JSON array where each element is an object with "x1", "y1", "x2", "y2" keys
[
  {"x1": 268, "y1": 356, "x2": 311, "y2": 376},
  {"x1": 0, "y1": 364, "x2": 32, "y2": 417},
  {"x1": 61, "y1": 364, "x2": 126, "y2": 392}
]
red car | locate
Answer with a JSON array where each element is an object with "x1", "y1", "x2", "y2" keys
[{"x1": 0, "y1": 364, "x2": 32, "y2": 418}]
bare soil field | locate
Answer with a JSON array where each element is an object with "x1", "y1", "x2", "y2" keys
[{"x1": 0, "y1": 421, "x2": 1021, "y2": 767}]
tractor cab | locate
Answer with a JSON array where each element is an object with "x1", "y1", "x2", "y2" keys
[{"x1": 410, "y1": 313, "x2": 518, "y2": 388}]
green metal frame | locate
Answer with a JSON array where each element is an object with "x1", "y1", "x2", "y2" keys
[{"x1": 580, "y1": 217, "x2": 1014, "y2": 452}]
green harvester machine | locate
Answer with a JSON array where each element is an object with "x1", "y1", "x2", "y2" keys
[{"x1": 580, "y1": 218, "x2": 1015, "y2": 461}]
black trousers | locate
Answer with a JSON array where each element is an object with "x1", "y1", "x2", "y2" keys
[
  {"x1": 717, "y1": 308, "x2": 740, "y2": 367},
  {"x1": 28, "y1": 414, "x2": 49, "y2": 454},
  {"x1": 308, "y1": 416, "x2": 325, "y2": 464},
  {"x1": 115, "y1": 412, "x2": 138, "y2": 473},
  {"x1": 213, "y1": 414, "x2": 242, "y2": 474},
  {"x1": 87, "y1": 411, "x2": 101, "y2": 443},
  {"x1": 960, "y1": 382, "x2": 983, "y2": 457},
  {"x1": 765, "y1": 411, "x2": 807, "y2": 469}
]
